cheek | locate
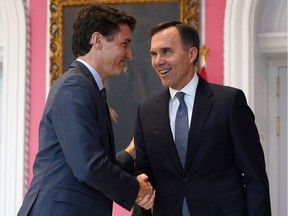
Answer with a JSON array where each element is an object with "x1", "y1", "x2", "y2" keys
[
  {"x1": 151, "y1": 59, "x2": 157, "y2": 70},
  {"x1": 151, "y1": 57, "x2": 154, "y2": 65}
]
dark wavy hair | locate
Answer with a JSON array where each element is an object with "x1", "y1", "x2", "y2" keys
[
  {"x1": 150, "y1": 21, "x2": 199, "y2": 64},
  {"x1": 72, "y1": 4, "x2": 136, "y2": 57}
]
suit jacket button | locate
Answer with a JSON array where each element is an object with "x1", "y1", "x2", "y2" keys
[{"x1": 183, "y1": 178, "x2": 188, "y2": 183}]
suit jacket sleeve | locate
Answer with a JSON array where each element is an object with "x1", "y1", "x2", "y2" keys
[
  {"x1": 116, "y1": 150, "x2": 134, "y2": 174},
  {"x1": 230, "y1": 90, "x2": 271, "y2": 215}
]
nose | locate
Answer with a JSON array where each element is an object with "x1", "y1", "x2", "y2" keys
[
  {"x1": 153, "y1": 54, "x2": 164, "y2": 66},
  {"x1": 126, "y1": 47, "x2": 133, "y2": 60}
]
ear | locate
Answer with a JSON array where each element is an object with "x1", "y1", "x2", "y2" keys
[
  {"x1": 90, "y1": 32, "x2": 102, "y2": 49},
  {"x1": 188, "y1": 47, "x2": 198, "y2": 63}
]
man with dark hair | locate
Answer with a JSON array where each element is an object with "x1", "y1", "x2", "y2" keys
[
  {"x1": 134, "y1": 21, "x2": 271, "y2": 215},
  {"x1": 18, "y1": 4, "x2": 153, "y2": 216}
]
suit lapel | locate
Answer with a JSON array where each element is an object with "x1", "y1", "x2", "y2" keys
[
  {"x1": 69, "y1": 61, "x2": 115, "y2": 156},
  {"x1": 184, "y1": 76, "x2": 214, "y2": 173}
]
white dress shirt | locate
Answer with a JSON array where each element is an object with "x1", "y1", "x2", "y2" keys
[
  {"x1": 76, "y1": 58, "x2": 104, "y2": 91},
  {"x1": 169, "y1": 74, "x2": 199, "y2": 140}
]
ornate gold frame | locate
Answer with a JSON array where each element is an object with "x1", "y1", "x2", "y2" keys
[{"x1": 50, "y1": 0, "x2": 199, "y2": 84}]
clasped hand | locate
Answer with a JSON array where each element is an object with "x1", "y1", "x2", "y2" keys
[{"x1": 136, "y1": 174, "x2": 155, "y2": 210}]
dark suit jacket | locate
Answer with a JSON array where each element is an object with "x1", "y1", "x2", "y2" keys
[
  {"x1": 134, "y1": 75, "x2": 271, "y2": 216},
  {"x1": 18, "y1": 61, "x2": 139, "y2": 216}
]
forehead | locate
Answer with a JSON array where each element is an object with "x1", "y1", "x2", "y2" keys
[{"x1": 150, "y1": 27, "x2": 181, "y2": 49}]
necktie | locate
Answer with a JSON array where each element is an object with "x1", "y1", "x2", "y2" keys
[
  {"x1": 175, "y1": 92, "x2": 190, "y2": 216},
  {"x1": 101, "y1": 88, "x2": 112, "y2": 126},
  {"x1": 175, "y1": 92, "x2": 189, "y2": 167},
  {"x1": 100, "y1": 88, "x2": 107, "y2": 101}
]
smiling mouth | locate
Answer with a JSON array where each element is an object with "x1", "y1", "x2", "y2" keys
[{"x1": 159, "y1": 69, "x2": 170, "y2": 75}]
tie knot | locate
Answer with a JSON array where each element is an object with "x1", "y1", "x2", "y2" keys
[
  {"x1": 101, "y1": 88, "x2": 107, "y2": 101},
  {"x1": 175, "y1": 92, "x2": 185, "y2": 104}
]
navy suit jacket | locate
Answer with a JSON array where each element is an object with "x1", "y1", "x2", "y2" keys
[
  {"x1": 18, "y1": 61, "x2": 139, "y2": 216},
  {"x1": 134, "y1": 75, "x2": 271, "y2": 216}
]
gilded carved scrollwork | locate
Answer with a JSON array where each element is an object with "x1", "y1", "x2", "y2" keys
[
  {"x1": 50, "y1": 0, "x2": 199, "y2": 84},
  {"x1": 183, "y1": 0, "x2": 199, "y2": 30}
]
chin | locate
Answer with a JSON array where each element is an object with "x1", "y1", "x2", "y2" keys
[
  {"x1": 161, "y1": 81, "x2": 169, "y2": 88},
  {"x1": 116, "y1": 70, "x2": 125, "y2": 76}
]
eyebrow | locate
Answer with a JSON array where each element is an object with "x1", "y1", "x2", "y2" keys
[
  {"x1": 150, "y1": 46, "x2": 171, "y2": 52},
  {"x1": 161, "y1": 47, "x2": 171, "y2": 51}
]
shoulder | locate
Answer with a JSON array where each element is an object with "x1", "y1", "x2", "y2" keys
[
  {"x1": 52, "y1": 64, "x2": 96, "y2": 93},
  {"x1": 47, "y1": 69, "x2": 98, "y2": 110},
  {"x1": 196, "y1": 77, "x2": 248, "y2": 109},
  {"x1": 199, "y1": 77, "x2": 245, "y2": 100}
]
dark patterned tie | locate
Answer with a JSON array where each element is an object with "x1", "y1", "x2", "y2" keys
[
  {"x1": 175, "y1": 92, "x2": 190, "y2": 216},
  {"x1": 175, "y1": 92, "x2": 188, "y2": 167},
  {"x1": 101, "y1": 88, "x2": 112, "y2": 126},
  {"x1": 100, "y1": 88, "x2": 107, "y2": 101}
]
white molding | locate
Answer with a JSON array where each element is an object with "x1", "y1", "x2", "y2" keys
[
  {"x1": 0, "y1": 48, "x2": 2, "y2": 62},
  {"x1": 0, "y1": 5, "x2": 3, "y2": 62},
  {"x1": 224, "y1": 0, "x2": 253, "y2": 106},
  {"x1": 0, "y1": 0, "x2": 27, "y2": 215},
  {"x1": 258, "y1": 32, "x2": 288, "y2": 55}
]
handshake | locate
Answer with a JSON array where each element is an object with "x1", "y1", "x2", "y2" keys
[{"x1": 136, "y1": 174, "x2": 155, "y2": 210}]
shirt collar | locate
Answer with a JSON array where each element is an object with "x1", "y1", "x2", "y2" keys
[
  {"x1": 169, "y1": 73, "x2": 199, "y2": 100},
  {"x1": 76, "y1": 58, "x2": 104, "y2": 91}
]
